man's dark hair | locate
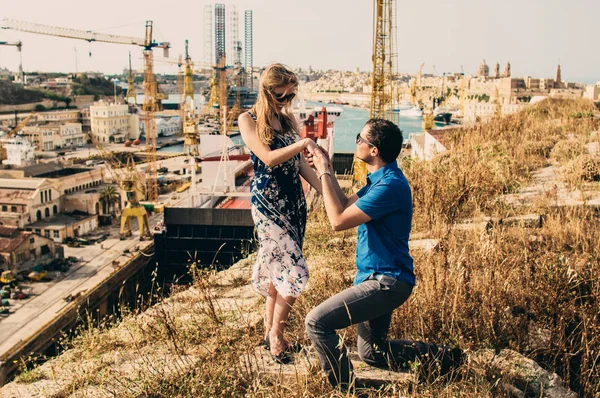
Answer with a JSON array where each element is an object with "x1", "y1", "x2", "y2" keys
[{"x1": 365, "y1": 118, "x2": 403, "y2": 163}]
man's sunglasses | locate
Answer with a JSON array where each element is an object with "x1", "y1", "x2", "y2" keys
[
  {"x1": 355, "y1": 133, "x2": 376, "y2": 147},
  {"x1": 272, "y1": 91, "x2": 296, "y2": 103}
]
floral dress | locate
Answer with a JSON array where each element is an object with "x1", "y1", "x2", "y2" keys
[{"x1": 247, "y1": 112, "x2": 308, "y2": 298}]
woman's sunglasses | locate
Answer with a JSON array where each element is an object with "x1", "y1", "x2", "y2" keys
[{"x1": 272, "y1": 91, "x2": 296, "y2": 103}]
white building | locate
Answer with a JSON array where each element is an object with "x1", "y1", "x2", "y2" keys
[
  {"x1": 463, "y1": 102, "x2": 524, "y2": 123},
  {"x1": 410, "y1": 129, "x2": 450, "y2": 161},
  {"x1": 38, "y1": 109, "x2": 80, "y2": 124},
  {"x1": 90, "y1": 101, "x2": 140, "y2": 143},
  {"x1": 0, "y1": 178, "x2": 61, "y2": 229},
  {"x1": 20, "y1": 123, "x2": 84, "y2": 151},
  {"x1": 155, "y1": 117, "x2": 181, "y2": 137},
  {"x1": 584, "y1": 84, "x2": 600, "y2": 101},
  {"x1": 1, "y1": 134, "x2": 35, "y2": 167},
  {"x1": 60, "y1": 123, "x2": 86, "y2": 147}
]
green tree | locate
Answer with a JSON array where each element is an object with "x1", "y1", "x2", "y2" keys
[{"x1": 99, "y1": 185, "x2": 120, "y2": 216}]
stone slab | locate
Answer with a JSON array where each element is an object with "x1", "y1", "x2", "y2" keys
[{"x1": 241, "y1": 346, "x2": 414, "y2": 388}]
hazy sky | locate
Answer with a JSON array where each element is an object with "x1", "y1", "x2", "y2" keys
[{"x1": 0, "y1": 0, "x2": 598, "y2": 83}]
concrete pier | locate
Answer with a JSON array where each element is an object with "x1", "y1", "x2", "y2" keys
[{"x1": 0, "y1": 238, "x2": 154, "y2": 385}]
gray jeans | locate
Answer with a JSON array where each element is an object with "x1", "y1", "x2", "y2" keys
[{"x1": 305, "y1": 273, "x2": 414, "y2": 388}]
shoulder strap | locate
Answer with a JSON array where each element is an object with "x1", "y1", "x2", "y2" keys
[{"x1": 247, "y1": 111, "x2": 257, "y2": 121}]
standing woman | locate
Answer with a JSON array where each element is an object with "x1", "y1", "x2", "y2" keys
[{"x1": 238, "y1": 64, "x2": 322, "y2": 363}]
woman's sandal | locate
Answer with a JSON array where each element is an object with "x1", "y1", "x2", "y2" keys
[
  {"x1": 271, "y1": 350, "x2": 291, "y2": 365},
  {"x1": 285, "y1": 342, "x2": 303, "y2": 354},
  {"x1": 265, "y1": 335, "x2": 302, "y2": 363}
]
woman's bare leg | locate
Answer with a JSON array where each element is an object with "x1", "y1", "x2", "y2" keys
[
  {"x1": 269, "y1": 294, "x2": 296, "y2": 355},
  {"x1": 264, "y1": 283, "x2": 277, "y2": 340}
]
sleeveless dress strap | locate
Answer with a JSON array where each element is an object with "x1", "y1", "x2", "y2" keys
[{"x1": 247, "y1": 111, "x2": 257, "y2": 121}]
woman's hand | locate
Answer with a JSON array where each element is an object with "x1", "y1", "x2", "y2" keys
[{"x1": 303, "y1": 138, "x2": 318, "y2": 153}]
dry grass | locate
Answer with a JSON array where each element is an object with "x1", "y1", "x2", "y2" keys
[{"x1": 6, "y1": 98, "x2": 600, "y2": 397}]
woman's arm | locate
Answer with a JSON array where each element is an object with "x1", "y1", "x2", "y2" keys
[
  {"x1": 239, "y1": 112, "x2": 311, "y2": 167},
  {"x1": 299, "y1": 157, "x2": 322, "y2": 195}
]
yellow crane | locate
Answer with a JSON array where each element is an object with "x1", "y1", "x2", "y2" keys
[
  {"x1": 86, "y1": 132, "x2": 151, "y2": 239},
  {"x1": 182, "y1": 40, "x2": 195, "y2": 105},
  {"x1": 354, "y1": 0, "x2": 398, "y2": 187},
  {"x1": 0, "y1": 18, "x2": 170, "y2": 204},
  {"x1": 154, "y1": 47, "x2": 225, "y2": 156},
  {"x1": 0, "y1": 112, "x2": 36, "y2": 160},
  {"x1": 410, "y1": 63, "x2": 424, "y2": 106},
  {"x1": 227, "y1": 73, "x2": 242, "y2": 130},
  {"x1": 125, "y1": 51, "x2": 136, "y2": 105}
]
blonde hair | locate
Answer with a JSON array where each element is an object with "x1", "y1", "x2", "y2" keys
[{"x1": 250, "y1": 63, "x2": 298, "y2": 145}]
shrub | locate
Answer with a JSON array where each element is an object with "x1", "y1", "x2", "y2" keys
[
  {"x1": 565, "y1": 154, "x2": 600, "y2": 184},
  {"x1": 550, "y1": 139, "x2": 585, "y2": 162}
]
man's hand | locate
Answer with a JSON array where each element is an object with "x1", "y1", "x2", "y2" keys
[
  {"x1": 305, "y1": 145, "x2": 331, "y2": 170},
  {"x1": 312, "y1": 147, "x2": 331, "y2": 174}
]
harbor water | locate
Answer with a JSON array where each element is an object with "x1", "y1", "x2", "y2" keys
[{"x1": 158, "y1": 101, "x2": 431, "y2": 154}]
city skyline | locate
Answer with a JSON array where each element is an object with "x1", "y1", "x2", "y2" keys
[{"x1": 0, "y1": 0, "x2": 598, "y2": 84}]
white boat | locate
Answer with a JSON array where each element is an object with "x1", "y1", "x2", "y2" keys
[
  {"x1": 392, "y1": 101, "x2": 413, "y2": 112},
  {"x1": 399, "y1": 106, "x2": 423, "y2": 117}
]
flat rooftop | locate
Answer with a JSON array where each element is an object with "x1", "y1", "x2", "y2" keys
[
  {"x1": 27, "y1": 213, "x2": 96, "y2": 230},
  {"x1": 17, "y1": 163, "x2": 95, "y2": 178}
]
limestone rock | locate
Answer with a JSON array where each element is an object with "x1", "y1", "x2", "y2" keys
[
  {"x1": 469, "y1": 349, "x2": 576, "y2": 398},
  {"x1": 409, "y1": 239, "x2": 439, "y2": 253}
]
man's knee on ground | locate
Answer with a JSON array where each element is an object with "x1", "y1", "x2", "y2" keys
[{"x1": 358, "y1": 342, "x2": 388, "y2": 368}]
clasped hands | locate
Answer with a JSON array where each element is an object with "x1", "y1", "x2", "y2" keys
[{"x1": 303, "y1": 138, "x2": 331, "y2": 174}]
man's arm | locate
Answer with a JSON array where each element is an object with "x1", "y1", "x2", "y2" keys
[
  {"x1": 305, "y1": 146, "x2": 358, "y2": 207},
  {"x1": 312, "y1": 148, "x2": 371, "y2": 231},
  {"x1": 320, "y1": 173, "x2": 371, "y2": 231}
]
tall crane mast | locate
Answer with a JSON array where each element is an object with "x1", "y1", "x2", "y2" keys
[
  {"x1": 354, "y1": 0, "x2": 399, "y2": 186},
  {"x1": 125, "y1": 51, "x2": 136, "y2": 105},
  {"x1": 0, "y1": 40, "x2": 24, "y2": 84},
  {"x1": 0, "y1": 18, "x2": 170, "y2": 203},
  {"x1": 183, "y1": 40, "x2": 194, "y2": 104}
]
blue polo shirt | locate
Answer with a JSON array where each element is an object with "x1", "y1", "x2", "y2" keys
[{"x1": 354, "y1": 161, "x2": 414, "y2": 286}]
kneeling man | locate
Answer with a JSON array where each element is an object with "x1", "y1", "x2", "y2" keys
[{"x1": 306, "y1": 118, "x2": 415, "y2": 390}]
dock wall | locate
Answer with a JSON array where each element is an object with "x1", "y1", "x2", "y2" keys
[{"x1": 0, "y1": 244, "x2": 154, "y2": 385}]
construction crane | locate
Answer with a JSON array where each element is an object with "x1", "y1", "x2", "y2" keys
[
  {"x1": 179, "y1": 40, "x2": 199, "y2": 155},
  {"x1": 182, "y1": 40, "x2": 195, "y2": 104},
  {"x1": 86, "y1": 131, "x2": 151, "y2": 239},
  {"x1": 227, "y1": 74, "x2": 242, "y2": 130},
  {"x1": 0, "y1": 18, "x2": 170, "y2": 203},
  {"x1": 125, "y1": 51, "x2": 136, "y2": 105},
  {"x1": 0, "y1": 112, "x2": 36, "y2": 161},
  {"x1": 354, "y1": 0, "x2": 398, "y2": 187},
  {"x1": 154, "y1": 45, "x2": 217, "y2": 157},
  {"x1": 409, "y1": 63, "x2": 425, "y2": 106},
  {"x1": 0, "y1": 40, "x2": 24, "y2": 84}
]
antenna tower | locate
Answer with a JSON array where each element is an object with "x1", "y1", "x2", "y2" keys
[{"x1": 244, "y1": 10, "x2": 253, "y2": 91}]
